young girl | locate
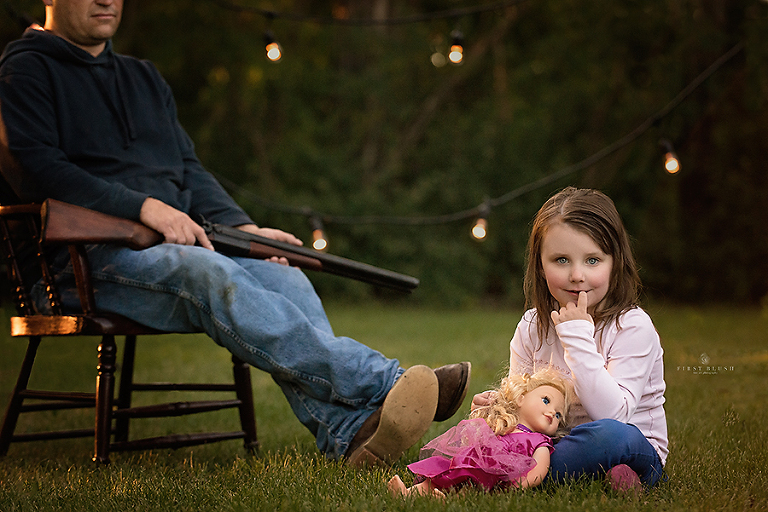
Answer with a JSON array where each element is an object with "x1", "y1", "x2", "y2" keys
[
  {"x1": 472, "y1": 187, "x2": 668, "y2": 491},
  {"x1": 388, "y1": 369, "x2": 570, "y2": 497}
]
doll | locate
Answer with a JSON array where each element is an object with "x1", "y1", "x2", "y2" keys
[{"x1": 388, "y1": 368, "x2": 570, "y2": 497}]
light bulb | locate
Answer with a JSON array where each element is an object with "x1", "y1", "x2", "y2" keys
[
  {"x1": 264, "y1": 30, "x2": 282, "y2": 62},
  {"x1": 471, "y1": 218, "x2": 487, "y2": 241},
  {"x1": 664, "y1": 153, "x2": 680, "y2": 174},
  {"x1": 431, "y1": 52, "x2": 447, "y2": 68},
  {"x1": 266, "y1": 42, "x2": 282, "y2": 62},
  {"x1": 449, "y1": 29, "x2": 464, "y2": 65},
  {"x1": 312, "y1": 230, "x2": 328, "y2": 251},
  {"x1": 448, "y1": 45, "x2": 464, "y2": 65},
  {"x1": 659, "y1": 139, "x2": 681, "y2": 174},
  {"x1": 310, "y1": 217, "x2": 328, "y2": 251}
]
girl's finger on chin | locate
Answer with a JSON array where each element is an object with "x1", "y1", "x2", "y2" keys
[{"x1": 578, "y1": 291, "x2": 589, "y2": 310}]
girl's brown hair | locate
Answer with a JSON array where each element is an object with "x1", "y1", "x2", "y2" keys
[{"x1": 523, "y1": 187, "x2": 641, "y2": 342}]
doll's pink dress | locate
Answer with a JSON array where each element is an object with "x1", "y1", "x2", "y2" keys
[{"x1": 407, "y1": 418, "x2": 554, "y2": 491}]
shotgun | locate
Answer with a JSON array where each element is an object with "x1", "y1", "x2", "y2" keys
[
  {"x1": 40, "y1": 199, "x2": 419, "y2": 293},
  {"x1": 201, "y1": 220, "x2": 419, "y2": 292}
]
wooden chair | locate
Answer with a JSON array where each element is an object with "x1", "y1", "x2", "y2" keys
[{"x1": 0, "y1": 199, "x2": 259, "y2": 463}]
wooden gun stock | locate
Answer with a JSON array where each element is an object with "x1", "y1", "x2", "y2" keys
[
  {"x1": 40, "y1": 199, "x2": 419, "y2": 293},
  {"x1": 41, "y1": 199, "x2": 164, "y2": 249}
]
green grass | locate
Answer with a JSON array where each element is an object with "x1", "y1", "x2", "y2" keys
[{"x1": 1, "y1": 302, "x2": 767, "y2": 511}]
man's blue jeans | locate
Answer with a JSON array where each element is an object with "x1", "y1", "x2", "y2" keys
[
  {"x1": 549, "y1": 419, "x2": 665, "y2": 486},
  {"x1": 33, "y1": 243, "x2": 403, "y2": 459}
]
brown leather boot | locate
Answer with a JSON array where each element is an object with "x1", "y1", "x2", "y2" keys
[{"x1": 433, "y1": 362, "x2": 471, "y2": 422}]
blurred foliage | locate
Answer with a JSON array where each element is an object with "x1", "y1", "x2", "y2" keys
[{"x1": 2, "y1": 0, "x2": 767, "y2": 306}]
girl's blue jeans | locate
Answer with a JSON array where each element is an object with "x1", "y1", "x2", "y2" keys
[
  {"x1": 549, "y1": 419, "x2": 666, "y2": 486},
  {"x1": 33, "y1": 243, "x2": 403, "y2": 459}
]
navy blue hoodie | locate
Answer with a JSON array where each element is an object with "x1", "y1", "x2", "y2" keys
[{"x1": 0, "y1": 27, "x2": 252, "y2": 227}]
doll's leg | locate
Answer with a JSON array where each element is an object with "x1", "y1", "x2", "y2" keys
[
  {"x1": 387, "y1": 475, "x2": 408, "y2": 496},
  {"x1": 387, "y1": 475, "x2": 445, "y2": 498},
  {"x1": 411, "y1": 479, "x2": 446, "y2": 497}
]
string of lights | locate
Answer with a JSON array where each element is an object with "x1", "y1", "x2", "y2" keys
[
  {"x1": 206, "y1": 0, "x2": 527, "y2": 63},
  {"x1": 213, "y1": 40, "x2": 744, "y2": 241},
  {"x1": 0, "y1": 2, "x2": 744, "y2": 245},
  {"x1": 204, "y1": 0, "x2": 531, "y2": 26}
]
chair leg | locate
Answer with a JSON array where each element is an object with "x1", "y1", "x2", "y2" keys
[
  {"x1": 93, "y1": 334, "x2": 117, "y2": 464},
  {"x1": 232, "y1": 355, "x2": 258, "y2": 452},
  {"x1": 114, "y1": 335, "x2": 137, "y2": 444},
  {"x1": 0, "y1": 336, "x2": 42, "y2": 456}
]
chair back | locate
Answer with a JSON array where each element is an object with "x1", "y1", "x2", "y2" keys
[{"x1": 0, "y1": 104, "x2": 60, "y2": 317}]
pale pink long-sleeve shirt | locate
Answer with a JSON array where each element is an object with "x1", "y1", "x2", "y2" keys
[{"x1": 509, "y1": 307, "x2": 668, "y2": 465}]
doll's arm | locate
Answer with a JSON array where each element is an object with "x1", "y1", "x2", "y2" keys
[{"x1": 515, "y1": 446, "x2": 551, "y2": 489}]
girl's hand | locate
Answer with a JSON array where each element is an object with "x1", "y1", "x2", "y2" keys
[
  {"x1": 551, "y1": 291, "x2": 594, "y2": 325},
  {"x1": 470, "y1": 390, "x2": 497, "y2": 412}
]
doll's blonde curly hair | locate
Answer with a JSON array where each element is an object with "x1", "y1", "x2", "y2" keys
[{"x1": 469, "y1": 367, "x2": 571, "y2": 437}]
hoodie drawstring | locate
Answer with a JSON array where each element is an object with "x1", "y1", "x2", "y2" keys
[{"x1": 90, "y1": 57, "x2": 136, "y2": 148}]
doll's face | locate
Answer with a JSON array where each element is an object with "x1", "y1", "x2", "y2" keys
[{"x1": 516, "y1": 385, "x2": 566, "y2": 436}]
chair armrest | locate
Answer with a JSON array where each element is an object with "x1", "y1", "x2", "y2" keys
[
  {"x1": 0, "y1": 204, "x2": 42, "y2": 216},
  {"x1": 40, "y1": 199, "x2": 163, "y2": 250},
  {"x1": 38, "y1": 199, "x2": 163, "y2": 314}
]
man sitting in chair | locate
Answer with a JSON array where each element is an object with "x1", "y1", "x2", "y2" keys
[{"x1": 0, "y1": 0, "x2": 470, "y2": 466}]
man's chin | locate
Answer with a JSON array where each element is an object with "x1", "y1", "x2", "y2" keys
[{"x1": 89, "y1": 21, "x2": 120, "y2": 40}]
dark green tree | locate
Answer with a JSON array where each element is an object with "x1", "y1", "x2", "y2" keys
[{"x1": 3, "y1": 0, "x2": 766, "y2": 305}]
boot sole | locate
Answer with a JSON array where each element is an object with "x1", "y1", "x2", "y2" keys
[{"x1": 348, "y1": 365, "x2": 438, "y2": 467}]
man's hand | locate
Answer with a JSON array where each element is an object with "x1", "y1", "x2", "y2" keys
[
  {"x1": 551, "y1": 291, "x2": 593, "y2": 326},
  {"x1": 139, "y1": 197, "x2": 214, "y2": 250},
  {"x1": 234, "y1": 224, "x2": 303, "y2": 246},
  {"x1": 234, "y1": 223, "x2": 303, "y2": 266}
]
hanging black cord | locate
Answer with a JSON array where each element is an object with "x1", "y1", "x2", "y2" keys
[
  {"x1": 204, "y1": 0, "x2": 531, "y2": 26},
  {"x1": 215, "y1": 41, "x2": 744, "y2": 226}
]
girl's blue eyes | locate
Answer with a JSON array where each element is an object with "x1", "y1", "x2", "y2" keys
[
  {"x1": 556, "y1": 257, "x2": 600, "y2": 265},
  {"x1": 555, "y1": 412, "x2": 563, "y2": 420},
  {"x1": 542, "y1": 397, "x2": 550, "y2": 405}
]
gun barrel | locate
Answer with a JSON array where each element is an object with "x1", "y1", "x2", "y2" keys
[{"x1": 204, "y1": 223, "x2": 419, "y2": 293}]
